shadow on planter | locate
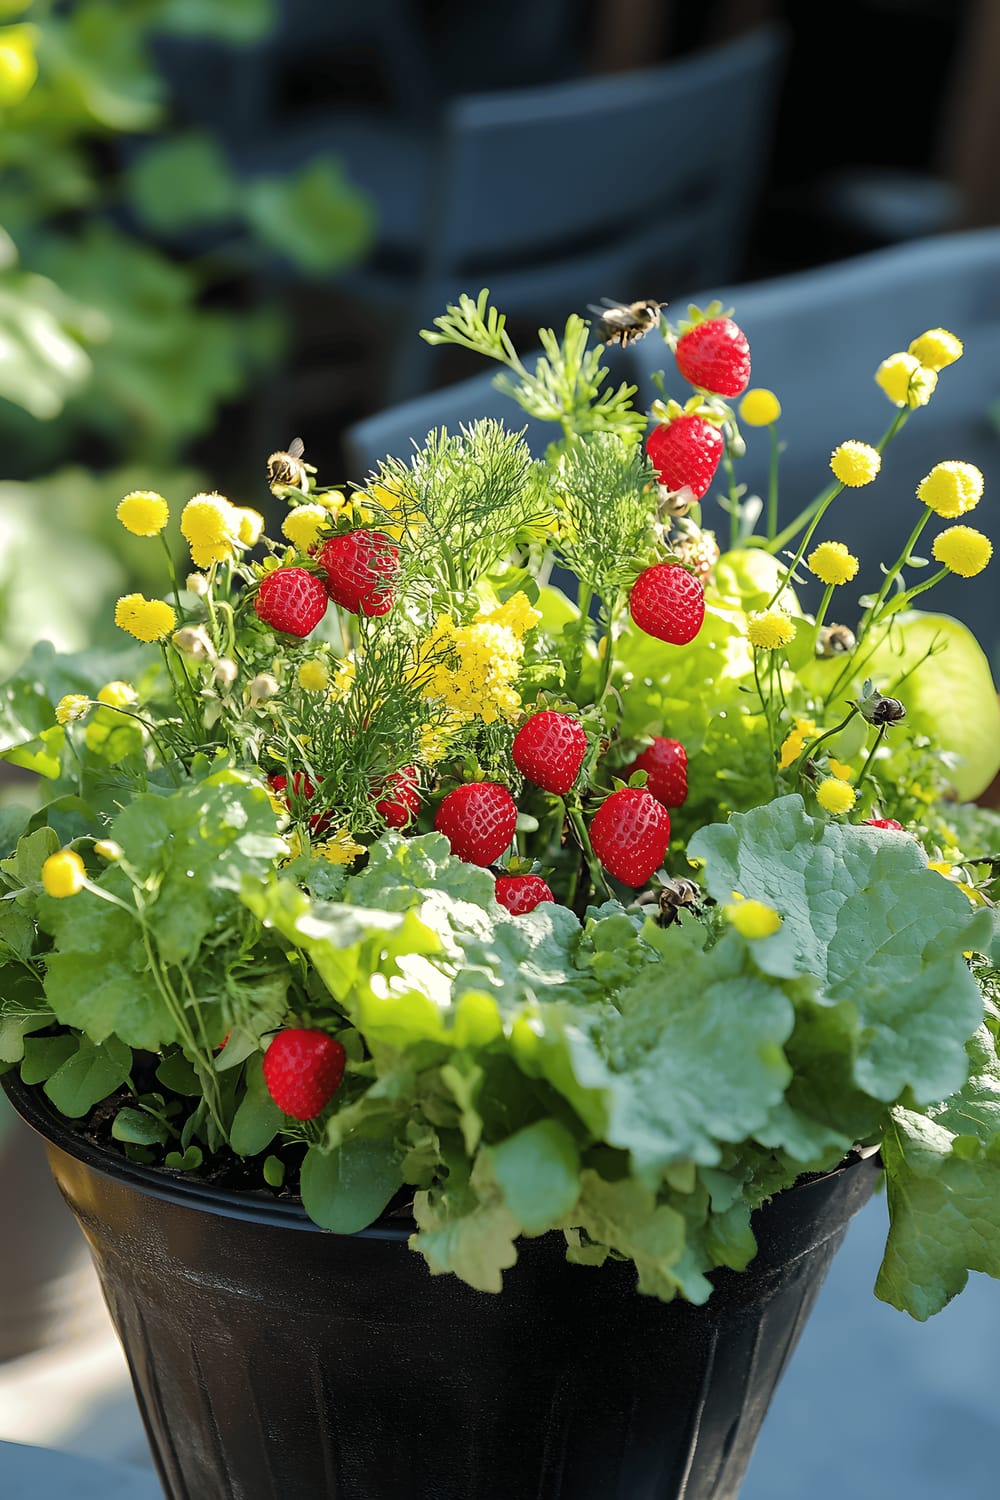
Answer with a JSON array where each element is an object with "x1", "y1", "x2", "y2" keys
[{"x1": 3, "y1": 1072, "x2": 879, "y2": 1500}]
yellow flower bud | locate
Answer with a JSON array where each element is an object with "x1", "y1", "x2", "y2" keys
[
  {"x1": 97, "y1": 681, "x2": 137, "y2": 709},
  {"x1": 738, "y1": 388, "x2": 781, "y2": 426},
  {"x1": 817, "y1": 778, "x2": 856, "y2": 815},
  {"x1": 41, "y1": 849, "x2": 86, "y2": 898},
  {"x1": 55, "y1": 694, "x2": 90, "y2": 725},
  {"x1": 830, "y1": 441, "x2": 881, "y2": 488},
  {"x1": 932, "y1": 525, "x2": 993, "y2": 578},
  {"x1": 807, "y1": 540, "x2": 859, "y2": 585},
  {"x1": 297, "y1": 658, "x2": 330, "y2": 692},
  {"x1": 114, "y1": 594, "x2": 176, "y2": 643},
  {"x1": 875, "y1": 352, "x2": 937, "y2": 408},
  {"x1": 116, "y1": 490, "x2": 169, "y2": 537},
  {"x1": 908, "y1": 328, "x2": 963, "y2": 371},
  {"x1": 723, "y1": 895, "x2": 783, "y2": 938},
  {"x1": 94, "y1": 840, "x2": 123, "y2": 862},
  {"x1": 747, "y1": 610, "x2": 796, "y2": 650},
  {"x1": 917, "y1": 462, "x2": 984, "y2": 518}
]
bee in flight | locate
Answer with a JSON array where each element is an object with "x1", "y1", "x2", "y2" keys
[
  {"x1": 587, "y1": 298, "x2": 667, "y2": 348},
  {"x1": 654, "y1": 875, "x2": 703, "y2": 928},
  {"x1": 267, "y1": 436, "x2": 311, "y2": 495}
]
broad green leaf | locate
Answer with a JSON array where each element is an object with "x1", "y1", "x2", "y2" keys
[
  {"x1": 245, "y1": 158, "x2": 373, "y2": 273},
  {"x1": 0, "y1": 977, "x2": 52, "y2": 1063},
  {"x1": 21, "y1": 1032, "x2": 78, "y2": 1083},
  {"x1": 230, "y1": 1053, "x2": 283, "y2": 1156},
  {"x1": 127, "y1": 133, "x2": 238, "y2": 233},
  {"x1": 410, "y1": 1157, "x2": 520, "y2": 1293},
  {"x1": 566, "y1": 1170, "x2": 696, "y2": 1302},
  {"x1": 112, "y1": 1106, "x2": 168, "y2": 1146},
  {"x1": 300, "y1": 1134, "x2": 402, "y2": 1234},
  {"x1": 486, "y1": 1119, "x2": 580, "y2": 1234},
  {"x1": 44, "y1": 1034, "x2": 131, "y2": 1117},
  {"x1": 0, "y1": 825, "x2": 59, "y2": 885}
]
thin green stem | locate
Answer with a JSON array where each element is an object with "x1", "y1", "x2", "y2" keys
[
  {"x1": 788, "y1": 705, "x2": 860, "y2": 780},
  {"x1": 861, "y1": 508, "x2": 933, "y2": 635},
  {"x1": 764, "y1": 483, "x2": 836, "y2": 556},
  {"x1": 567, "y1": 802, "x2": 612, "y2": 903},
  {"x1": 159, "y1": 534, "x2": 183, "y2": 615},
  {"x1": 766, "y1": 425, "x2": 779, "y2": 542},
  {"x1": 857, "y1": 722, "x2": 888, "y2": 789},
  {"x1": 814, "y1": 582, "x2": 835, "y2": 633},
  {"x1": 723, "y1": 447, "x2": 739, "y2": 551},
  {"x1": 766, "y1": 484, "x2": 845, "y2": 609}
]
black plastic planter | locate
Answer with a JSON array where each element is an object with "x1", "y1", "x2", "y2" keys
[{"x1": 4, "y1": 1073, "x2": 879, "y2": 1500}]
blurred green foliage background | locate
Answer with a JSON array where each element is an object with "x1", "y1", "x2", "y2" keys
[{"x1": 0, "y1": 0, "x2": 372, "y2": 674}]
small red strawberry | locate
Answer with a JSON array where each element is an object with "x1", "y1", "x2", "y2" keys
[
  {"x1": 254, "y1": 568, "x2": 328, "y2": 637},
  {"x1": 263, "y1": 1029, "x2": 346, "y2": 1121},
  {"x1": 646, "y1": 415, "x2": 723, "y2": 500},
  {"x1": 629, "y1": 563, "x2": 705, "y2": 645},
  {"x1": 864, "y1": 818, "x2": 905, "y2": 831},
  {"x1": 435, "y1": 783, "x2": 518, "y2": 866},
  {"x1": 589, "y1": 788, "x2": 671, "y2": 888},
  {"x1": 629, "y1": 737, "x2": 688, "y2": 808},
  {"x1": 317, "y1": 531, "x2": 399, "y2": 617},
  {"x1": 512, "y1": 711, "x2": 588, "y2": 795},
  {"x1": 269, "y1": 772, "x2": 334, "y2": 837},
  {"x1": 373, "y1": 765, "x2": 421, "y2": 828},
  {"x1": 675, "y1": 317, "x2": 751, "y2": 397},
  {"x1": 495, "y1": 874, "x2": 554, "y2": 915}
]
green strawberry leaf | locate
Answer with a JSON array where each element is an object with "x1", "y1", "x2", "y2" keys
[
  {"x1": 486, "y1": 1119, "x2": 581, "y2": 1235},
  {"x1": 44, "y1": 1035, "x2": 132, "y2": 1118},
  {"x1": 300, "y1": 1134, "x2": 403, "y2": 1234},
  {"x1": 230, "y1": 1053, "x2": 283, "y2": 1157},
  {"x1": 410, "y1": 1155, "x2": 521, "y2": 1293}
]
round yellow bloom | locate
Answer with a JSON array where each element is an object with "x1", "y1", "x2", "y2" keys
[
  {"x1": 738, "y1": 388, "x2": 782, "y2": 426},
  {"x1": 97, "y1": 680, "x2": 137, "y2": 709},
  {"x1": 94, "y1": 840, "x2": 123, "y2": 862},
  {"x1": 917, "y1": 461, "x2": 984, "y2": 518},
  {"x1": 55, "y1": 694, "x2": 90, "y2": 725},
  {"x1": 181, "y1": 493, "x2": 239, "y2": 567},
  {"x1": 908, "y1": 328, "x2": 963, "y2": 371},
  {"x1": 875, "y1": 352, "x2": 937, "y2": 408},
  {"x1": 723, "y1": 895, "x2": 782, "y2": 938},
  {"x1": 830, "y1": 441, "x2": 881, "y2": 488},
  {"x1": 235, "y1": 508, "x2": 265, "y2": 547},
  {"x1": 41, "y1": 849, "x2": 86, "y2": 899},
  {"x1": 817, "y1": 777, "x2": 857, "y2": 815},
  {"x1": 116, "y1": 490, "x2": 169, "y2": 537},
  {"x1": 0, "y1": 24, "x2": 39, "y2": 108},
  {"x1": 114, "y1": 594, "x2": 176, "y2": 643},
  {"x1": 932, "y1": 525, "x2": 993, "y2": 578},
  {"x1": 807, "y1": 540, "x2": 859, "y2": 585},
  {"x1": 297, "y1": 658, "x2": 330, "y2": 692},
  {"x1": 282, "y1": 505, "x2": 328, "y2": 553},
  {"x1": 747, "y1": 610, "x2": 796, "y2": 650}
]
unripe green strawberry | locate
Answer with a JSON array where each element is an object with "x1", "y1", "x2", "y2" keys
[
  {"x1": 254, "y1": 568, "x2": 328, "y2": 637},
  {"x1": 435, "y1": 782, "x2": 518, "y2": 865},
  {"x1": 629, "y1": 563, "x2": 705, "y2": 645},
  {"x1": 675, "y1": 316, "x2": 751, "y2": 397},
  {"x1": 589, "y1": 788, "x2": 671, "y2": 887},
  {"x1": 494, "y1": 874, "x2": 554, "y2": 914},
  {"x1": 646, "y1": 415, "x2": 723, "y2": 500},
  {"x1": 512, "y1": 711, "x2": 587, "y2": 795},
  {"x1": 263, "y1": 1029, "x2": 346, "y2": 1121}
]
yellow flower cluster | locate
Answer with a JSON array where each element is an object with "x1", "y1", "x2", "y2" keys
[
  {"x1": 418, "y1": 592, "x2": 540, "y2": 727},
  {"x1": 747, "y1": 610, "x2": 796, "y2": 651},
  {"x1": 932, "y1": 525, "x2": 993, "y2": 578},
  {"x1": 807, "y1": 541, "x2": 859, "y2": 586},
  {"x1": 114, "y1": 594, "x2": 176, "y2": 642},
  {"x1": 917, "y1": 461, "x2": 984, "y2": 519},
  {"x1": 738, "y1": 388, "x2": 781, "y2": 427},
  {"x1": 778, "y1": 716, "x2": 816, "y2": 769},
  {"x1": 829, "y1": 442, "x2": 881, "y2": 488},
  {"x1": 117, "y1": 490, "x2": 169, "y2": 537},
  {"x1": 180, "y1": 494, "x2": 264, "y2": 567}
]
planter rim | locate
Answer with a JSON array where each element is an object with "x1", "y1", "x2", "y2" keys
[{"x1": 2, "y1": 1069, "x2": 880, "y2": 1244}]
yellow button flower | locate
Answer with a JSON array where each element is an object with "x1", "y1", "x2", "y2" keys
[
  {"x1": 908, "y1": 328, "x2": 963, "y2": 371},
  {"x1": 297, "y1": 658, "x2": 330, "y2": 692},
  {"x1": 723, "y1": 894, "x2": 782, "y2": 938},
  {"x1": 738, "y1": 388, "x2": 782, "y2": 426},
  {"x1": 747, "y1": 610, "x2": 796, "y2": 650},
  {"x1": 917, "y1": 461, "x2": 984, "y2": 518},
  {"x1": 932, "y1": 525, "x2": 993, "y2": 577},
  {"x1": 235, "y1": 508, "x2": 265, "y2": 547},
  {"x1": 830, "y1": 441, "x2": 881, "y2": 488},
  {"x1": 817, "y1": 777, "x2": 856, "y2": 814},
  {"x1": 55, "y1": 693, "x2": 90, "y2": 725},
  {"x1": 116, "y1": 490, "x2": 169, "y2": 537},
  {"x1": 97, "y1": 681, "x2": 137, "y2": 709},
  {"x1": 114, "y1": 594, "x2": 177, "y2": 643},
  {"x1": 875, "y1": 352, "x2": 937, "y2": 408},
  {"x1": 807, "y1": 540, "x2": 859, "y2": 585},
  {"x1": 181, "y1": 493, "x2": 240, "y2": 567},
  {"x1": 94, "y1": 840, "x2": 123, "y2": 862},
  {"x1": 41, "y1": 849, "x2": 86, "y2": 899},
  {"x1": 282, "y1": 505, "x2": 328, "y2": 553}
]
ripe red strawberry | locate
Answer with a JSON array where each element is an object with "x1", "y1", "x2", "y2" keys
[
  {"x1": 646, "y1": 415, "x2": 723, "y2": 500},
  {"x1": 254, "y1": 567, "x2": 328, "y2": 637},
  {"x1": 435, "y1": 782, "x2": 518, "y2": 866},
  {"x1": 317, "y1": 530, "x2": 399, "y2": 617},
  {"x1": 512, "y1": 711, "x2": 587, "y2": 795},
  {"x1": 268, "y1": 772, "x2": 334, "y2": 836},
  {"x1": 263, "y1": 1029, "x2": 346, "y2": 1121},
  {"x1": 864, "y1": 818, "x2": 905, "y2": 831},
  {"x1": 675, "y1": 317, "x2": 751, "y2": 397},
  {"x1": 629, "y1": 563, "x2": 705, "y2": 645},
  {"x1": 373, "y1": 765, "x2": 420, "y2": 828},
  {"x1": 629, "y1": 737, "x2": 688, "y2": 808},
  {"x1": 589, "y1": 788, "x2": 671, "y2": 887},
  {"x1": 494, "y1": 874, "x2": 554, "y2": 915}
]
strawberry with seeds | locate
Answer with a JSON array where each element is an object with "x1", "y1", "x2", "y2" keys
[
  {"x1": 629, "y1": 563, "x2": 705, "y2": 645},
  {"x1": 512, "y1": 711, "x2": 587, "y2": 795},
  {"x1": 629, "y1": 737, "x2": 688, "y2": 808},
  {"x1": 263, "y1": 1029, "x2": 346, "y2": 1121},
  {"x1": 254, "y1": 568, "x2": 328, "y2": 637},
  {"x1": 373, "y1": 765, "x2": 421, "y2": 828},
  {"x1": 269, "y1": 772, "x2": 334, "y2": 837},
  {"x1": 589, "y1": 787, "x2": 671, "y2": 887},
  {"x1": 495, "y1": 874, "x2": 554, "y2": 915},
  {"x1": 435, "y1": 783, "x2": 518, "y2": 865},
  {"x1": 646, "y1": 413, "x2": 723, "y2": 501},
  {"x1": 675, "y1": 313, "x2": 751, "y2": 397},
  {"x1": 318, "y1": 530, "x2": 399, "y2": 617}
]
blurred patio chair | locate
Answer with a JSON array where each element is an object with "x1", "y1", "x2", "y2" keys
[{"x1": 241, "y1": 25, "x2": 785, "y2": 403}]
